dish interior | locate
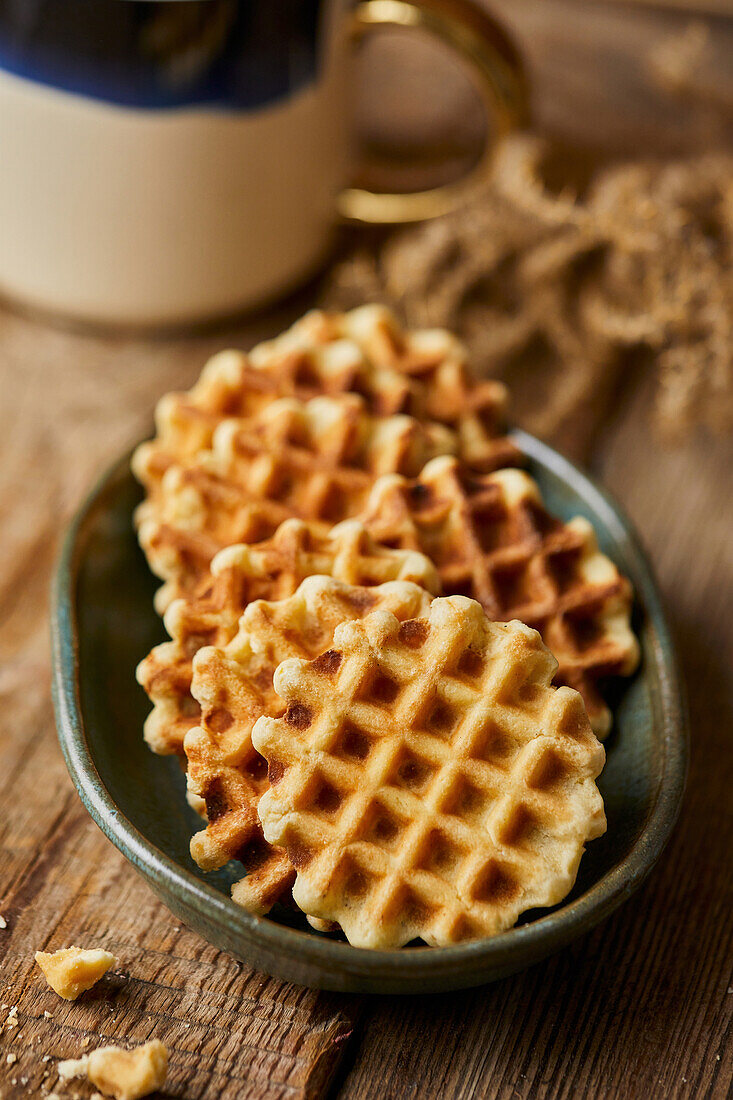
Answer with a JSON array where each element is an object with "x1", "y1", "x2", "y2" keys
[{"x1": 73, "y1": 439, "x2": 659, "y2": 938}]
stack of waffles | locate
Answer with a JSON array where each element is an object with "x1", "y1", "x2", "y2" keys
[{"x1": 134, "y1": 305, "x2": 639, "y2": 947}]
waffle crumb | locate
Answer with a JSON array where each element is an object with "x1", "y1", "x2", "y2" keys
[
  {"x1": 57, "y1": 1056, "x2": 89, "y2": 1082},
  {"x1": 100, "y1": 1041, "x2": 167, "y2": 1100},
  {"x1": 56, "y1": 1041, "x2": 167, "y2": 1100},
  {"x1": 35, "y1": 947, "x2": 118, "y2": 1000}
]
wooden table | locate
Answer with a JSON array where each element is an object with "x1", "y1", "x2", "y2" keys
[{"x1": 1, "y1": 2, "x2": 731, "y2": 1097}]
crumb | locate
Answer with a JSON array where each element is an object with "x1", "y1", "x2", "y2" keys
[
  {"x1": 57, "y1": 1056, "x2": 89, "y2": 1083},
  {"x1": 0, "y1": 915, "x2": 7, "y2": 929},
  {"x1": 44, "y1": 1010, "x2": 54, "y2": 1018},
  {"x1": 42, "y1": 1054, "x2": 52, "y2": 1062},
  {"x1": 6, "y1": 1053, "x2": 17, "y2": 1064},
  {"x1": 56, "y1": 1041, "x2": 167, "y2": 1100},
  {"x1": 36, "y1": 946, "x2": 118, "y2": 1001}
]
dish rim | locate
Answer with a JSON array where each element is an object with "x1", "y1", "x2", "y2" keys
[{"x1": 50, "y1": 429, "x2": 688, "y2": 983}]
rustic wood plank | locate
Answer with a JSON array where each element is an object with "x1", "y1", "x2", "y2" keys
[{"x1": 1, "y1": 819, "x2": 361, "y2": 1099}]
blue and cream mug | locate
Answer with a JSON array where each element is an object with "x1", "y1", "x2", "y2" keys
[{"x1": 0, "y1": 0, "x2": 526, "y2": 326}]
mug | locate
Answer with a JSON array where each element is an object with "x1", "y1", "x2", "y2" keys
[{"x1": 0, "y1": 0, "x2": 527, "y2": 327}]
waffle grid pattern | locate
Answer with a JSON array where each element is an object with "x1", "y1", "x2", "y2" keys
[
  {"x1": 254, "y1": 597, "x2": 606, "y2": 948},
  {"x1": 136, "y1": 394, "x2": 455, "y2": 611},
  {"x1": 360, "y1": 456, "x2": 639, "y2": 736},
  {"x1": 252, "y1": 306, "x2": 520, "y2": 472},
  {"x1": 132, "y1": 304, "x2": 517, "y2": 499},
  {"x1": 184, "y1": 577, "x2": 433, "y2": 914},
  {"x1": 301, "y1": 305, "x2": 519, "y2": 473},
  {"x1": 136, "y1": 519, "x2": 439, "y2": 757}
]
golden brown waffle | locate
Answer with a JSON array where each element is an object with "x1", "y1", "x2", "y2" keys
[
  {"x1": 137, "y1": 393, "x2": 455, "y2": 612},
  {"x1": 253, "y1": 596, "x2": 606, "y2": 948},
  {"x1": 131, "y1": 341, "x2": 410, "y2": 496},
  {"x1": 184, "y1": 576, "x2": 433, "y2": 914},
  {"x1": 132, "y1": 305, "x2": 517, "y2": 496},
  {"x1": 359, "y1": 457, "x2": 638, "y2": 737},
  {"x1": 252, "y1": 305, "x2": 520, "y2": 471},
  {"x1": 137, "y1": 519, "x2": 439, "y2": 757}
]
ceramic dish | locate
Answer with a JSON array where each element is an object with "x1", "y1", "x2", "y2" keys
[{"x1": 51, "y1": 430, "x2": 687, "y2": 994}]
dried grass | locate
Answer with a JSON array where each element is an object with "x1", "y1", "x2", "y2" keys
[{"x1": 324, "y1": 134, "x2": 733, "y2": 449}]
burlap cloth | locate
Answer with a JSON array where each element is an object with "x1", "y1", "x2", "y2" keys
[{"x1": 321, "y1": 133, "x2": 733, "y2": 461}]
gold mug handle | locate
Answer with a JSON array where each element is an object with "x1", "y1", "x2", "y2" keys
[{"x1": 338, "y1": 0, "x2": 529, "y2": 224}]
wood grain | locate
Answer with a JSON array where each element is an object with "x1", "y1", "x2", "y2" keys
[{"x1": 1, "y1": 2, "x2": 732, "y2": 1097}]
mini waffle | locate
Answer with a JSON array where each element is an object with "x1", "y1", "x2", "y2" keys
[
  {"x1": 359, "y1": 456, "x2": 639, "y2": 736},
  {"x1": 184, "y1": 576, "x2": 433, "y2": 914},
  {"x1": 131, "y1": 340, "x2": 410, "y2": 497},
  {"x1": 137, "y1": 519, "x2": 439, "y2": 757},
  {"x1": 252, "y1": 305, "x2": 521, "y2": 471},
  {"x1": 132, "y1": 305, "x2": 517, "y2": 496},
  {"x1": 253, "y1": 596, "x2": 606, "y2": 948},
  {"x1": 136, "y1": 393, "x2": 455, "y2": 612}
]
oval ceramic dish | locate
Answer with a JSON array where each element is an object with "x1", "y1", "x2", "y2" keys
[{"x1": 51, "y1": 430, "x2": 687, "y2": 994}]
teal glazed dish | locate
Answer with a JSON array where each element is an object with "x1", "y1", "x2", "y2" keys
[{"x1": 51, "y1": 430, "x2": 688, "y2": 994}]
